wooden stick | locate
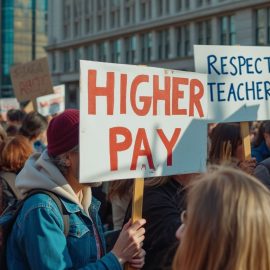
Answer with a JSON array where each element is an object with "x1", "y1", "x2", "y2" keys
[
  {"x1": 240, "y1": 122, "x2": 251, "y2": 160},
  {"x1": 125, "y1": 178, "x2": 144, "y2": 270}
]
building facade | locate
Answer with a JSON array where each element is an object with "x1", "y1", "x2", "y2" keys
[
  {"x1": 47, "y1": 0, "x2": 270, "y2": 107},
  {"x1": 0, "y1": 0, "x2": 48, "y2": 98}
]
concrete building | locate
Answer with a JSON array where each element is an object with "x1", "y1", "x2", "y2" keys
[
  {"x1": 47, "y1": 0, "x2": 270, "y2": 107},
  {"x1": 0, "y1": 0, "x2": 48, "y2": 98}
]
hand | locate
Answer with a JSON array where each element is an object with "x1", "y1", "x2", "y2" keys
[
  {"x1": 129, "y1": 248, "x2": 146, "y2": 269},
  {"x1": 238, "y1": 158, "x2": 256, "y2": 175},
  {"x1": 111, "y1": 219, "x2": 146, "y2": 265}
]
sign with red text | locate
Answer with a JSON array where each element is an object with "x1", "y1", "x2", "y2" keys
[
  {"x1": 195, "y1": 45, "x2": 270, "y2": 122},
  {"x1": 10, "y1": 57, "x2": 54, "y2": 102},
  {"x1": 80, "y1": 61, "x2": 208, "y2": 183},
  {"x1": 36, "y1": 84, "x2": 65, "y2": 116},
  {"x1": 0, "y1": 98, "x2": 20, "y2": 121}
]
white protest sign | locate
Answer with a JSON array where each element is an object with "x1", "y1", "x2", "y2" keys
[
  {"x1": 80, "y1": 61, "x2": 208, "y2": 183},
  {"x1": 0, "y1": 98, "x2": 20, "y2": 121},
  {"x1": 194, "y1": 45, "x2": 270, "y2": 122},
  {"x1": 36, "y1": 84, "x2": 65, "y2": 116},
  {"x1": 10, "y1": 57, "x2": 54, "y2": 102}
]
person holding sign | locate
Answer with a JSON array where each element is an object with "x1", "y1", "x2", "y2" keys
[
  {"x1": 173, "y1": 166, "x2": 270, "y2": 270},
  {"x1": 5, "y1": 109, "x2": 146, "y2": 270},
  {"x1": 209, "y1": 123, "x2": 256, "y2": 174}
]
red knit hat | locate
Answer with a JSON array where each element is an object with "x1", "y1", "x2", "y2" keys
[{"x1": 47, "y1": 109, "x2": 79, "y2": 156}]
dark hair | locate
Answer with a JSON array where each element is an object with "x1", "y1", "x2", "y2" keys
[
  {"x1": 19, "y1": 112, "x2": 48, "y2": 141},
  {"x1": 6, "y1": 125, "x2": 19, "y2": 137},
  {"x1": 253, "y1": 121, "x2": 270, "y2": 147},
  {"x1": 209, "y1": 123, "x2": 241, "y2": 164},
  {"x1": 6, "y1": 109, "x2": 26, "y2": 123}
]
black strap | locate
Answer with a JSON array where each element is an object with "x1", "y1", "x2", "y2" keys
[{"x1": 26, "y1": 190, "x2": 70, "y2": 236}]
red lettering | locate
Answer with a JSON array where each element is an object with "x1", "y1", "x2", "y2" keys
[
  {"x1": 130, "y1": 75, "x2": 151, "y2": 116},
  {"x1": 153, "y1": 75, "x2": 171, "y2": 115},
  {"x1": 157, "y1": 128, "x2": 181, "y2": 166},
  {"x1": 172, "y1": 77, "x2": 188, "y2": 115},
  {"x1": 109, "y1": 127, "x2": 132, "y2": 171},
  {"x1": 120, "y1": 74, "x2": 127, "y2": 114},
  {"x1": 189, "y1": 79, "x2": 204, "y2": 117},
  {"x1": 131, "y1": 128, "x2": 155, "y2": 170},
  {"x1": 88, "y1": 70, "x2": 114, "y2": 115}
]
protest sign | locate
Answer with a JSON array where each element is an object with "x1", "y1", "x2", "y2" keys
[
  {"x1": 0, "y1": 98, "x2": 20, "y2": 121},
  {"x1": 194, "y1": 45, "x2": 270, "y2": 123},
  {"x1": 80, "y1": 61, "x2": 208, "y2": 183},
  {"x1": 10, "y1": 57, "x2": 54, "y2": 102},
  {"x1": 36, "y1": 84, "x2": 65, "y2": 116}
]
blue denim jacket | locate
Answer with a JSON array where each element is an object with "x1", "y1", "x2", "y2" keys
[{"x1": 6, "y1": 193, "x2": 122, "y2": 270}]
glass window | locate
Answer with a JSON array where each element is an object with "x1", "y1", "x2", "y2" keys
[
  {"x1": 111, "y1": 40, "x2": 121, "y2": 63},
  {"x1": 184, "y1": 25, "x2": 191, "y2": 56},
  {"x1": 141, "y1": 32, "x2": 152, "y2": 62},
  {"x1": 86, "y1": 45, "x2": 94, "y2": 60},
  {"x1": 157, "y1": 29, "x2": 170, "y2": 60},
  {"x1": 63, "y1": 50, "x2": 70, "y2": 72},
  {"x1": 98, "y1": 42, "x2": 106, "y2": 61},
  {"x1": 220, "y1": 15, "x2": 235, "y2": 45},
  {"x1": 125, "y1": 36, "x2": 136, "y2": 64}
]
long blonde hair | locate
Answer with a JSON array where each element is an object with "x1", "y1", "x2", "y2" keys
[{"x1": 173, "y1": 166, "x2": 270, "y2": 270}]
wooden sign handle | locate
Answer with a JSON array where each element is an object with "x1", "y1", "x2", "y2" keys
[
  {"x1": 125, "y1": 178, "x2": 144, "y2": 270},
  {"x1": 240, "y1": 122, "x2": 251, "y2": 160}
]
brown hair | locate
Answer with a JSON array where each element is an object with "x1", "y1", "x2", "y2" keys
[
  {"x1": 108, "y1": 179, "x2": 134, "y2": 200},
  {"x1": 0, "y1": 135, "x2": 33, "y2": 173},
  {"x1": 173, "y1": 166, "x2": 270, "y2": 270}
]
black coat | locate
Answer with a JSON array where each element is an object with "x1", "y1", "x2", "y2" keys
[{"x1": 124, "y1": 178, "x2": 186, "y2": 270}]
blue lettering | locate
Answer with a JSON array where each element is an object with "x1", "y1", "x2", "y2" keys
[
  {"x1": 228, "y1": 83, "x2": 237, "y2": 101},
  {"x1": 208, "y1": 82, "x2": 216, "y2": 102},
  {"x1": 237, "y1": 83, "x2": 244, "y2": 101},
  {"x1": 264, "y1": 81, "x2": 270, "y2": 100},
  {"x1": 245, "y1": 81, "x2": 255, "y2": 101},
  {"x1": 217, "y1": 83, "x2": 226, "y2": 102},
  {"x1": 263, "y1": 57, "x2": 270, "y2": 73},
  {"x1": 238, "y1": 56, "x2": 246, "y2": 75},
  {"x1": 246, "y1": 58, "x2": 254, "y2": 74},
  {"x1": 255, "y1": 58, "x2": 262, "y2": 74},
  {"x1": 229, "y1": 56, "x2": 238, "y2": 76},
  {"x1": 220, "y1": 56, "x2": 228, "y2": 74},
  {"x1": 256, "y1": 82, "x2": 263, "y2": 100},
  {"x1": 207, "y1": 55, "x2": 220, "y2": 75}
]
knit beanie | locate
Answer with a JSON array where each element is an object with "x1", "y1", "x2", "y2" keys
[{"x1": 47, "y1": 109, "x2": 79, "y2": 157}]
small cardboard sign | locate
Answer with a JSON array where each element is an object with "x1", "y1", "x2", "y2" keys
[
  {"x1": 10, "y1": 57, "x2": 54, "y2": 102},
  {"x1": 36, "y1": 84, "x2": 65, "y2": 116},
  {"x1": 194, "y1": 45, "x2": 270, "y2": 122},
  {"x1": 80, "y1": 61, "x2": 208, "y2": 183},
  {"x1": 0, "y1": 98, "x2": 20, "y2": 121}
]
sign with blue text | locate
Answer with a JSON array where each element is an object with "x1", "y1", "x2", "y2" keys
[
  {"x1": 194, "y1": 45, "x2": 270, "y2": 122},
  {"x1": 80, "y1": 61, "x2": 208, "y2": 183}
]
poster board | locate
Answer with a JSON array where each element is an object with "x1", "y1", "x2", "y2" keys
[
  {"x1": 10, "y1": 57, "x2": 54, "y2": 102},
  {"x1": 0, "y1": 98, "x2": 20, "y2": 121},
  {"x1": 80, "y1": 61, "x2": 208, "y2": 183},
  {"x1": 194, "y1": 45, "x2": 270, "y2": 122},
  {"x1": 36, "y1": 84, "x2": 65, "y2": 116}
]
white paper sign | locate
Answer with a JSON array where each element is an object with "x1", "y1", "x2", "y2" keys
[
  {"x1": 0, "y1": 98, "x2": 20, "y2": 121},
  {"x1": 80, "y1": 61, "x2": 208, "y2": 183},
  {"x1": 195, "y1": 45, "x2": 270, "y2": 122},
  {"x1": 36, "y1": 84, "x2": 65, "y2": 116}
]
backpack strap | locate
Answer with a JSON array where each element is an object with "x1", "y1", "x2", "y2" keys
[
  {"x1": 26, "y1": 190, "x2": 70, "y2": 236},
  {"x1": 0, "y1": 172, "x2": 22, "y2": 200}
]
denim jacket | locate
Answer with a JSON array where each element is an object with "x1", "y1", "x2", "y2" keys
[{"x1": 6, "y1": 193, "x2": 122, "y2": 270}]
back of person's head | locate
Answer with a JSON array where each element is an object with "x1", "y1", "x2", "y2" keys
[
  {"x1": 209, "y1": 123, "x2": 241, "y2": 163},
  {"x1": 0, "y1": 135, "x2": 33, "y2": 173},
  {"x1": 6, "y1": 109, "x2": 26, "y2": 125},
  {"x1": 0, "y1": 124, "x2": 7, "y2": 143},
  {"x1": 173, "y1": 166, "x2": 270, "y2": 270},
  {"x1": 253, "y1": 120, "x2": 270, "y2": 147},
  {"x1": 19, "y1": 111, "x2": 48, "y2": 141},
  {"x1": 6, "y1": 125, "x2": 19, "y2": 137}
]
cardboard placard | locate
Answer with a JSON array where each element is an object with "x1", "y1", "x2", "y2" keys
[
  {"x1": 80, "y1": 61, "x2": 208, "y2": 183},
  {"x1": 194, "y1": 45, "x2": 270, "y2": 122},
  {"x1": 10, "y1": 57, "x2": 54, "y2": 102}
]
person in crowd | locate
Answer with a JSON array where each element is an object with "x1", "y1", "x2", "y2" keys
[
  {"x1": 19, "y1": 111, "x2": 48, "y2": 152},
  {"x1": 109, "y1": 179, "x2": 134, "y2": 230},
  {"x1": 251, "y1": 120, "x2": 270, "y2": 162},
  {"x1": 124, "y1": 174, "x2": 196, "y2": 270},
  {"x1": 209, "y1": 123, "x2": 256, "y2": 174},
  {"x1": 254, "y1": 156, "x2": 270, "y2": 190},
  {"x1": 6, "y1": 109, "x2": 146, "y2": 269},
  {"x1": 173, "y1": 166, "x2": 270, "y2": 270},
  {"x1": 0, "y1": 135, "x2": 33, "y2": 213},
  {"x1": 0, "y1": 125, "x2": 7, "y2": 144},
  {"x1": 6, "y1": 109, "x2": 26, "y2": 128}
]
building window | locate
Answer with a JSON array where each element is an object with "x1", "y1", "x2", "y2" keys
[
  {"x1": 63, "y1": 50, "x2": 70, "y2": 72},
  {"x1": 157, "y1": 29, "x2": 170, "y2": 60},
  {"x1": 125, "y1": 0, "x2": 135, "y2": 24},
  {"x1": 97, "y1": 0, "x2": 106, "y2": 31},
  {"x1": 176, "y1": 27, "x2": 182, "y2": 56},
  {"x1": 111, "y1": 0, "x2": 120, "y2": 28},
  {"x1": 197, "y1": 0, "x2": 203, "y2": 7},
  {"x1": 175, "y1": 0, "x2": 182, "y2": 11},
  {"x1": 63, "y1": 2, "x2": 71, "y2": 39},
  {"x1": 185, "y1": 0, "x2": 190, "y2": 9},
  {"x1": 111, "y1": 39, "x2": 121, "y2": 63},
  {"x1": 74, "y1": 0, "x2": 82, "y2": 37},
  {"x1": 184, "y1": 25, "x2": 191, "y2": 56},
  {"x1": 141, "y1": 32, "x2": 152, "y2": 62},
  {"x1": 52, "y1": 52, "x2": 56, "y2": 71},
  {"x1": 220, "y1": 15, "x2": 236, "y2": 45},
  {"x1": 157, "y1": 0, "x2": 162, "y2": 16},
  {"x1": 74, "y1": 48, "x2": 81, "y2": 72},
  {"x1": 98, "y1": 42, "x2": 106, "y2": 61},
  {"x1": 256, "y1": 8, "x2": 270, "y2": 45},
  {"x1": 196, "y1": 20, "x2": 212, "y2": 44},
  {"x1": 125, "y1": 36, "x2": 136, "y2": 64},
  {"x1": 85, "y1": 45, "x2": 94, "y2": 60}
]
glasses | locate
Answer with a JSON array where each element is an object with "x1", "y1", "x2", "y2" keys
[{"x1": 181, "y1": 210, "x2": 187, "y2": 224}]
